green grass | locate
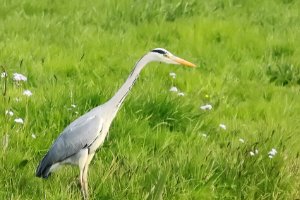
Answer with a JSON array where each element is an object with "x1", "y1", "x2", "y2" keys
[{"x1": 1, "y1": 0, "x2": 300, "y2": 199}]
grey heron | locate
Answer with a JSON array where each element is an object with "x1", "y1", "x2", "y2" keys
[{"x1": 36, "y1": 48, "x2": 195, "y2": 199}]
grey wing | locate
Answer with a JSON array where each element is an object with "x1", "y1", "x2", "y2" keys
[
  {"x1": 36, "y1": 113, "x2": 103, "y2": 178},
  {"x1": 49, "y1": 115, "x2": 103, "y2": 162}
]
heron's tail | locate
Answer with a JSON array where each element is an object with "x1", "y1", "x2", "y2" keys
[{"x1": 36, "y1": 154, "x2": 52, "y2": 178}]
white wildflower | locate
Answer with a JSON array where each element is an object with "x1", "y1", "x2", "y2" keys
[
  {"x1": 239, "y1": 138, "x2": 245, "y2": 143},
  {"x1": 1, "y1": 72, "x2": 7, "y2": 78},
  {"x1": 5, "y1": 110, "x2": 14, "y2": 116},
  {"x1": 169, "y1": 86, "x2": 178, "y2": 92},
  {"x1": 177, "y1": 92, "x2": 185, "y2": 96},
  {"x1": 31, "y1": 134, "x2": 36, "y2": 139},
  {"x1": 71, "y1": 104, "x2": 76, "y2": 108},
  {"x1": 75, "y1": 111, "x2": 79, "y2": 114},
  {"x1": 169, "y1": 72, "x2": 176, "y2": 79},
  {"x1": 269, "y1": 155, "x2": 274, "y2": 159},
  {"x1": 255, "y1": 149, "x2": 259, "y2": 154},
  {"x1": 23, "y1": 90, "x2": 32, "y2": 97},
  {"x1": 14, "y1": 118, "x2": 24, "y2": 124},
  {"x1": 219, "y1": 124, "x2": 226, "y2": 130},
  {"x1": 13, "y1": 73, "x2": 27, "y2": 82},
  {"x1": 200, "y1": 104, "x2": 212, "y2": 110},
  {"x1": 271, "y1": 148, "x2": 277, "y2": 154},
  {"x1": 268, "y1": 148, "x2": 277, "y2": 157},
  {"x1": 250, "y1": 151, "x2": 255, "y2": 156},
  {"x1": 202, "y1": 133, "x2": 207, "y2": 137}
]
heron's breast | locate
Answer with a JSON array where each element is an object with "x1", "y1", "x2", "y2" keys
[{"x1": 88, "y1": 125, "x2": 110, "y2": 153}]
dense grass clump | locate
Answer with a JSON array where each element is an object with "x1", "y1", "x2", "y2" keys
[
  {"x1": 266, "y1": 63, "x2": 300, "y2": 86},
  {"x1": 1, "y1": 0, "x2": 300, "y2": 199}
]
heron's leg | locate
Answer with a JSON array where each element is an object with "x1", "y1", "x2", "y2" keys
[
  {"x1": 82, "y1": 152, "x2": 95, "y2": 198},
  {"x1": 79, "y1": 167, "x2": 86, "y2": 199},
  {"x1": 78, "y1": 149, "x2": 89, "y2": 200}
]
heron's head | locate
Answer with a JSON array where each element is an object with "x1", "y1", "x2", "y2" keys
[{"x1": 149, "y1": 48, "x2": 196, "y2": 68}]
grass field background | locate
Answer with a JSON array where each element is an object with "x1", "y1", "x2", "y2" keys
[{"x1": 1, "y1": 0, "x2": 300, "y2": 199}]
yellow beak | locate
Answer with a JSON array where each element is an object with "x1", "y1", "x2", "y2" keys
[{"x1": 172, "y1": 56, "x2": 196, "y2": 68}]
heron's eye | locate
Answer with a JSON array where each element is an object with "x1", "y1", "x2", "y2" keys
[{"x1": 163, "y1": 54, "x2": 169, "y2": 58}]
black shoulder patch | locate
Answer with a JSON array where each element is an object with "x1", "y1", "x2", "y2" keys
[{"x1": 151, "y1": 49, "x2": 166, "y2": 54}]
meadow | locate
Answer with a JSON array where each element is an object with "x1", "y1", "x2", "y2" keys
[{"x1": 1, "y1": 0, "x2": 300, "y2": 199}]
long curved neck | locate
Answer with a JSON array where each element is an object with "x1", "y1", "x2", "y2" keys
[{"x1": 107, "y1": 53, "x2": 154, "y2": 114}]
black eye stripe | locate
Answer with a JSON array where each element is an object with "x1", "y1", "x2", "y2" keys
[{"x1": 151, "y1": 49, "x2": 166, "y2": 54}]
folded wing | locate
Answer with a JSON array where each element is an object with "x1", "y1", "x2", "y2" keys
[{"x1": 36, "y1": 113, "x2": 103, "y2": 178}]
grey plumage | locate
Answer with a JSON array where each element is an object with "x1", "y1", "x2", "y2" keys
[
  {"x1": 35, "y1": 48, "x2": 195, "y2": 200},
  {"x1": 36, "y1": 107, "x2": 103, "y2": 178}
]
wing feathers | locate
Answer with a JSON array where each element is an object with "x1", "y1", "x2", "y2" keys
[{"x1": 36, "y1": 113, "x2": 103, "y2": 178}]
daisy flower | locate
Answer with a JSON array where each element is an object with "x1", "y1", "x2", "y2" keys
[
  {"x1": 169, "y1": 72, "x2": 176, "y2": 79},
  {"x1": 200, "y1": 104, "x2": 212, "y2": 110},
  {"x1": 1, "y1": 72, "x2": 7, "y2": 78},
  {"x1": 13, "y1": 73, "x2": 27, "y2": 82},
  {"x1": 239, "y1": 138, "x2": 245, "y2": 143},
  {"x1": 169, "y1": 86, "x2": 178, "y2": 92},
  {"x1": 14, "y1": 118, "x2": 24, "y2": 124},
  {"x1": 219, "y1": 124, "x2": 226, "y2": 130},
  {"x1": 23, "y1": 90, "x2": 33, "y2": 97},
  {"x1": 5, "y1": 110, "x2": 14, "y2": 116}
]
